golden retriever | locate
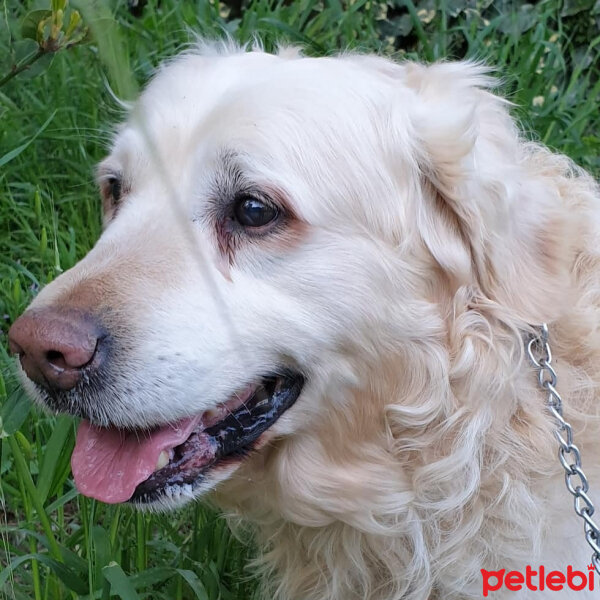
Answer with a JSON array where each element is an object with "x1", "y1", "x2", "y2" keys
[{"x1": 8, "y1": 43, "x2": 600, "y2": 599}]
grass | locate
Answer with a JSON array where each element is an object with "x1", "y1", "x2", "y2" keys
[{"x1": 0, "y1": 0, "x2": 599, "y2": 598}]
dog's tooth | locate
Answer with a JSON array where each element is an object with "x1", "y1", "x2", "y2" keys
[
  {"x1": 204, "y1": 408, "x2": 218, "y2": 421},
  {"x1": 156, "y1": 450, "x2": 170, "y2": 471}
]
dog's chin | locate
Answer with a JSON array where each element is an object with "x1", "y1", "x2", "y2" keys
[{"x1": 130, "y1": 459, "x2": 243, "y2": 512}]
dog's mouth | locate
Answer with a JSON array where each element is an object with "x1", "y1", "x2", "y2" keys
[{"x1": 70, "y1": 371, "x2": 304, "y2": 504}]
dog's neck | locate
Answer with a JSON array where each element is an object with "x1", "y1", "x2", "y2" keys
[{"x1": 217, "y1": 322, "x2": 600, "y2": 599}]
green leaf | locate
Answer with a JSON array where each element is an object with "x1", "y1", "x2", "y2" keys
[
  {"x1": 19, "y1": 52, "x2": 55, "y2": 81},
  {"x1": 498, "y1": 4, "x2": 538, "y2": 36},
  {"x1": 446, "y1": 0, "x2": 470, "y2": 17},
  {"x1": 92, "y1": 526, "x2": 111, "y2": 564},
  {"x1": 36, "y1": 415, "x2": 73, "y2": 504},
  {"x1": 12, "y1": 39, "x2": 39, "y2": 64},
  {"x1": 176, "y1": 569, "x2": 209, "y2": 600},
  {"x1": 39, "y1": 226, "x2": 48, "y2": 254},
  {"x1": 21, "y1": 9, "x2": 52, "y2": 42},
  {"x1": 0, "y1": 110, "x2": 57, "y2": 168},
  {"x1": 34, "y1": 188, "x2": 42, "y2": 220},
  {"x1": 45, "y1": 487, "x2": 79, "y2": 513},
  {"x1": 128, "y1": 567, "x2": 175, "y2": 588},
  {"x1": 102, "y1": 562, "x2": 141, "y2": 600},
  {"x1": 0, "y1": 387, "x2": 32, "y2": 437},
  {"x1": 75, "y1": 4, "x2": 138, "y2": 100},
  {"x1": 0, "y1": 553, "x2": 88, "y2": 594},
  {"x1": 561, "y1": 0, "x2": 596, "y2": 16},
  {"x1": 258, "y1": 18, "x2": 327, "y2": 53},
  {"x1": 7, "y1": 436, "x2": 63, "y2": 559},
  {"x1": 379, "y1": 14, "x2": 413, "y2": 38}
]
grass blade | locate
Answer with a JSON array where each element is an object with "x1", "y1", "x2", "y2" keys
[
  {"x1": 6, "y1": 435, "x2": 62, "y2": 560},
  {"x1": 102, "y1": 562, "x2": 141, "y2": 600},
  {"x1": 0, "y1": 110, "x2": 56, "y2": 168},
  {"x1": 0, "y1": 552, "x2": 89, "y2": 594},
  {"x1": 36, "y1": 415, "x2": 73, "y2": 504},
  {"x1": 177, "y1": 569, "x2": 209, "y2": 600}
]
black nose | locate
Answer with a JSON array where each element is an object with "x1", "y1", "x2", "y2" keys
[{"x1": 8, "y1": 307, "x2": 106, "y2": 392}]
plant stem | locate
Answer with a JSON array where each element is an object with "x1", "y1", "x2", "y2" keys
[
  {"x1": 11, "y1": 437, "x2": 42, "y2": 600},
  {"x1": 135, "y1": 513, "x2": 146, "y2": 572},
  {"x1": 0, "y1": 48, "x2": 45, "y2": 88},
  {"x1": 7, "y1": 435, "x2": 62, "y2": 560}
]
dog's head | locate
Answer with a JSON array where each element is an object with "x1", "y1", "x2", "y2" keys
[{"x1": 8, "y1": 45, "x2": 572, "y2": 510}]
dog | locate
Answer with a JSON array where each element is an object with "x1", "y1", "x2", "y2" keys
[{"x1": 8, "y1": 43, "x2": 600, "y2": 599}]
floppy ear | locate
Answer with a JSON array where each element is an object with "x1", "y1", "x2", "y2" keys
[{"x1": 403, "y1": 61, "x2": 579, "y2": 324}]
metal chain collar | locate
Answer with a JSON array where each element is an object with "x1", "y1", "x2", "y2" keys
[{"x1": 527, "y1": 324, "x2": 600, "y2": 576}]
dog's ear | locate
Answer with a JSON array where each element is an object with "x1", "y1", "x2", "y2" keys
[{"x1": 402, "y1": 61, "x2": 578, "y2": 323}]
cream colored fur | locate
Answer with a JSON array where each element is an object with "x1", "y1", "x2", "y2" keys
[{"x1": 20, "y1": 44, "x2": 600, "y2": 598}]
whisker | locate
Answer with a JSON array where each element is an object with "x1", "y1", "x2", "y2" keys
[
  {"x1": 222, "y1": 399, "x2": 246, "y2": 427},
  {"x1": 232, "y1": 389, "x2": 253, "y2": 416}
]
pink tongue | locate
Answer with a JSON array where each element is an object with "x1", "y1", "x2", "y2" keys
[{"x1": 71, "y1": 416, "x2": 202, "y2": 503}]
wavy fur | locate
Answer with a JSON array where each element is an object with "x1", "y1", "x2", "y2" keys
[{"x1": 15, "y1": 44, "x2": 600, "y2": 599}]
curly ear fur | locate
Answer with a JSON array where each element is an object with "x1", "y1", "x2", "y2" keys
[
  {"x1": 405, "y1": 61, "x2": 581, "y2": 325},
  {"x1": 213, "y1": 57, "x2": 600, "y2": 600}
]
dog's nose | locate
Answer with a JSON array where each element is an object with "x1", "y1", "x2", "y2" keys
[{"x1": 8, "y1": 308, "x2": 105, "y2": 391}]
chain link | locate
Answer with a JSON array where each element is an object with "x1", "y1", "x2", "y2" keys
[{"x1": 527, "y1": 324, "x2": 600, "y2": 576}]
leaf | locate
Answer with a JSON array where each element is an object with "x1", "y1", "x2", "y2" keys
[
  {"x1": 21, "y1": 10, "x2": 52, "y2": 42},
  {"x1": 76, "y1": 5, "x2": 138, "y2": 100},
  {"x1": 0, "y1": 110, "x2": 57, "y2": 168},
  {"x1": 258, "y1": 18, "x2": 327, "y2": 53},
  {"x1": 12, "y1": 39, "x2": 39, "y2": 64},
  {"x1": 0, "y1": 387, "x2": 32, "y2": 437},
  {"x1": 128, "y1": 567, "x2": 174, "y2": 588},
  {"x1": 90, "y1": 527, "x2": 110, "y2": 564},
  {"x1": 378, "y1": 14, "x2": 413, "y2": 38},
  {"x1": 446, "y1": 0, "x2": 472, "y2": 17},
  {"x1": 582, "y1": 135, "x2": 600, "y2": 149},
  {"x1": 0, "y1": 553, "x2": 88, "y2": 594},
  {"x1": 561, "y1": 0, "x2": 596, "y2": 16},
  {"x1": 102, "y1": 562, "x2": 141, "y2": 600},
  {"x1": 498, "y1": 4, "x2": 538, "y2": 36},
  {"x1": 176, "y1": 569, "x2": 209, "y2": 600},
  {"x1": 44, "y1": 487, "x2": 79, "y2": 514},
  {"x1": 36, "y1": 415, "x2": 73, "y2": 504},
  {"x1": 19, "y1": 52, "x2": 55, "y2": 81}
]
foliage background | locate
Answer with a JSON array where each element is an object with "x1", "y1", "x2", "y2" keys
[{"x1": 1, "y1": 0, "x2": 599, "y2": 598}]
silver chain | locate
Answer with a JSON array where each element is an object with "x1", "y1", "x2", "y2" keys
[{"x1": 527, "y1": 323, "x2": 600, "y2": 576}]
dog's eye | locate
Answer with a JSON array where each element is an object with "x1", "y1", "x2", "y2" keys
[
  {"x1": 108, "y1": 177, "x2": 122, "y2": 204},
  {"x1": 233, "y1": 196, "x2": 279, "y2": 228}
]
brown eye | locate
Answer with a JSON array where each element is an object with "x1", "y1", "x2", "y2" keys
[
  {"x1": 108, "y1": 177, "x2": 122, "y2": 203},
  {"x1": 233, "y1": 196, "x2": 279, "y2": 228}
]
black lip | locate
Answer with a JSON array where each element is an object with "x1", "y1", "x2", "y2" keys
[{"x1": 129, "y1": 371, "x2": 304, "y2": 504}]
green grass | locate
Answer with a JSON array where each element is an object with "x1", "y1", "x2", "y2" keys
[{"x1": 1, "y1": 0, "x2": 599, "y2": 598}]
